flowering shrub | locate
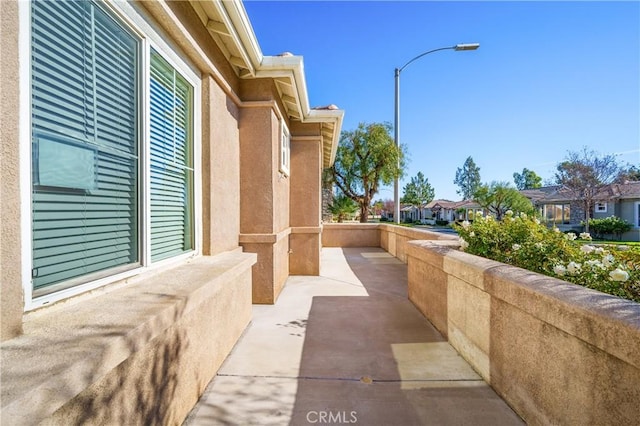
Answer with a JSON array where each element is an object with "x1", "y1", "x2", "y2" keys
[
  {"x1": 454, "y1": 211, "x2": 640, "y2": 303},
  {"x1": 585, "y1": 216, "x2": 632, "y2": 240}
]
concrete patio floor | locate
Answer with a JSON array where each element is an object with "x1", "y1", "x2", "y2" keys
[{"x1": 184, "y1": 247, "x2": 524, "y2": 426}]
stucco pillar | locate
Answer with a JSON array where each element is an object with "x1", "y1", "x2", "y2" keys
[
  {"x1": 201, "y1": 76, "x2": 241, "y2": 255},
  {"x1": 1, "y1": 0, "x2": 25, "y2": 339},
  {"x1": 239, "y1": 104, "x2": 290, "y2": 303},
  {"x1": 289, "y1": 135, "x2": 323, "y2": 275}
]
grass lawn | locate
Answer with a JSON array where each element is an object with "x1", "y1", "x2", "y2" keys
[{"x1": 581, "y1": 240, "x2": 640, "y2": 246}]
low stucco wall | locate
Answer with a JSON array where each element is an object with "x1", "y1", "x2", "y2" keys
[
  {"x1": 322, "y1": 223, "x2": 456, "y2": 262},
  {"x1": 407, "y1": 240, "x2": 640, "y2": 425},
  {"x1": 379, "y1": 224, "x2": 457, "y2": 262},
  {"x1": 322, "y1": 223, "x2": 381, "y2": 247},
  {"x1": 1, "y1": 251, "x2": 255, "y2": 425}
]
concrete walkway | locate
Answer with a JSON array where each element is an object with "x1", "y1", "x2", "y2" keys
[{"x1": 184, "y1": 248, "x2": 524, "y2": 426}]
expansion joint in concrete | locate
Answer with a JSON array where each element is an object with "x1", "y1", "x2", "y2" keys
[{"x1": 216, "y1": 373, "x2": 485, "y2": 384}]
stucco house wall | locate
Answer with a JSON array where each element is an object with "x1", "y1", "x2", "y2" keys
[
  {"x1": 1, "y1": 0, "x2": 25, "y2": 341},
  {"x1": 289, "y1": 127, "x2": 324, "y2": 275},
  {"x1": 619, "y1": 198, "x2": 640, "y2": 241},
  {"x1": 0, "y1": 0, "x2": 343, "y2": 423},
  {"x1": 202, "y1": 74, "x2": 242, "y2": 256}
]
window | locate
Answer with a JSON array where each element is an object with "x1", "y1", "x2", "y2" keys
[
  {"x1": 149, "y1": 51, "x2": 194, "y2": 261},
  {"x1": 595, "y1": 202, "x2": 607, "y2": 213},
  {"x1": 31, "y1": 0, "x2": 140, "y2": 294},
  {"x1": 544, "y1": 204, "x2": 571, "y2": 224},
  {"x1": 280, "y1": 122, "x2": 290, "y2": 176},
  {"x1": 30, "y1": 1, "x2": 196, "y2": 300}
]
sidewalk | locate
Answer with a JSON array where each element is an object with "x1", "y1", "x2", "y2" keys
[{"x1": 184, "y1": 247, "x2": 524, "y2": 425}]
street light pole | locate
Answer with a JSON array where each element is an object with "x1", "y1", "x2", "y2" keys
[{"x1": 393, "y1": 43, "x2": 479, "y2": 224}]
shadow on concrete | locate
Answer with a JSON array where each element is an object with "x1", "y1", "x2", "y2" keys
[{"x1": 289, "y1": 247, "x2": 523, "y2": 426}]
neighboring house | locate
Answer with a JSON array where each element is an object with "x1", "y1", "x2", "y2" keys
[
  {"x1": 399, "y1": 203, "x2": 432, "y2": 223},
  {"x1": 424, "y1": 199, "x2": 484, "y2": 223},
  {"x1": 453, "y1": 200, "x2": 485, "y2": 222},
  {"x1": 1, "y1": 1, "x2": 343, "y2": 424},
  {"x1": 425, "y1": 200, "x2": 456, "y2": 223},
  {"x1": 521, "y1": 183, "x2": 640, "y2": 241},
  {"x1": 399, "y1": 204, "x2": 418, "y2": 222}
]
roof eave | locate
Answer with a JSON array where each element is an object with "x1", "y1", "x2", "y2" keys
[{"x1": 193, "y1": 0, "x2": 344, "y2": 168}]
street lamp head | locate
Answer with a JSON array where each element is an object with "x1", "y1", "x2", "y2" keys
[{"x1": 454, "y1": 43, "x2": 480, "y2": 51}]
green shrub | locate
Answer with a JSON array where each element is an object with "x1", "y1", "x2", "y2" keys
[
  {"x1": 435, "y1": 220, "x2": 449, "y2": 226},
  {"x1": 586, "y1": 216, "x2": 632, "y2": 240},
  {"x1": 453, "y1": 211, "x2": 640, "y2": 303},
  {"x1": 328, "y1": 195, "x2": 358, "y2": 223}
]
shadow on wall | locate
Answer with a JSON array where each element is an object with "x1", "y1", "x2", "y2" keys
[
  {"x1": 2, "y1": 294, "x2": 190, "y2": 425},
  {"x1": 64, "y1": 296, "x2": 189, "y2": 425}
]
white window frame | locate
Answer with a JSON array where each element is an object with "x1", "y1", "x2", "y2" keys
[
  {"x1": 280, "y1": 121, "x2": 290, "y2": 176},
  {"x1": 595, "y1": 202, "x2": 608, "y2": 213},
  {"x1": 21, "y1": 1, "x2": 202, "y2": 310}
]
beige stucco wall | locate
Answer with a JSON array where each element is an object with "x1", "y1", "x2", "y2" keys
[
  {"x1": 1, "y1": 0, "x2": 337, "y2": 422},
  {"x1": 1, "y1": 252, "x2": 255, "y2": 425},
  {"x1": 238, "y1": 105, "x2": 290, "y2": 303},
  {"x1": 289, "y1": 231, "x2": 321, "y2": 275},
  {"x1": 407, "y1": 240, "x2": 640, "y2": 425},
  {"x1": 290, "y1": 136, "x2": 321, "y2": 227},
  {"x1": 0, "y1": 0, "x2": 24, "y2": 341},
  {"x1": 322, "y1": 224, "x2": 457, "y2": 263},
  {"x1": 1, "y1": 1, "x2": 256, "y2": 422},
  {"x1": 289, "y1": 134, "x2": 322, "y2": 275},
  {"x1": 239, "y1": 106, "x2": 275, "y2": 235},
  {"x1": 322, "y1": 223, "x2": 382, "y2": 247},
  {"x1": 273, "y1": 234, "x2": 289, "y2": 298},
  {"x1": 202, "y1": 76, "x2": 241, "y2": 255},
  {"x1": 380, "y1": 224, "x2": 457, "y2": 262}
]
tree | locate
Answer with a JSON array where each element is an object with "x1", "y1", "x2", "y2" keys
[
  {"x1": 327, "y1": 194, "x2": 358, "y2": 223},
  {"x1": 372, "y1": 199, "x2": 385, "y2": 217},
  {"x1": 454, "y1": 156, "x2": 481, "y2": 200},
  {"x1": 329, "y1": 122, "x2": 405, "y2": 223},
  {"x1": 401, "y1": 172, "x2": 435, "y2": 219},
  {"x1": 513, "y1": 168, "x2": 542, "y2": 190},
  {"x1": 616, "y1": 164, "x2": 640, "y2": 183},
  {"x1": 554, "y1": 147, "x2": 622, "y2": 233},
  {"x1": 382, "y1": 199, "x2": 395, "y2": 217},
  {"x1": 473, "y1": 181, "x2": 534, "y2": 220}
]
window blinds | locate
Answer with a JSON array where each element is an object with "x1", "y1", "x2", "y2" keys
[
  {"x1": 31, "y1": 0, "x2": 139, "y2": 293},
  {"x1": 149, "y1": 51, "x2": 194, "y2": 261}
]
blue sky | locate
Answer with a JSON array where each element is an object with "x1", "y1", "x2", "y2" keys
[{"x1": 243, "y1": 1, "x2": 640, "y2": 201}]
